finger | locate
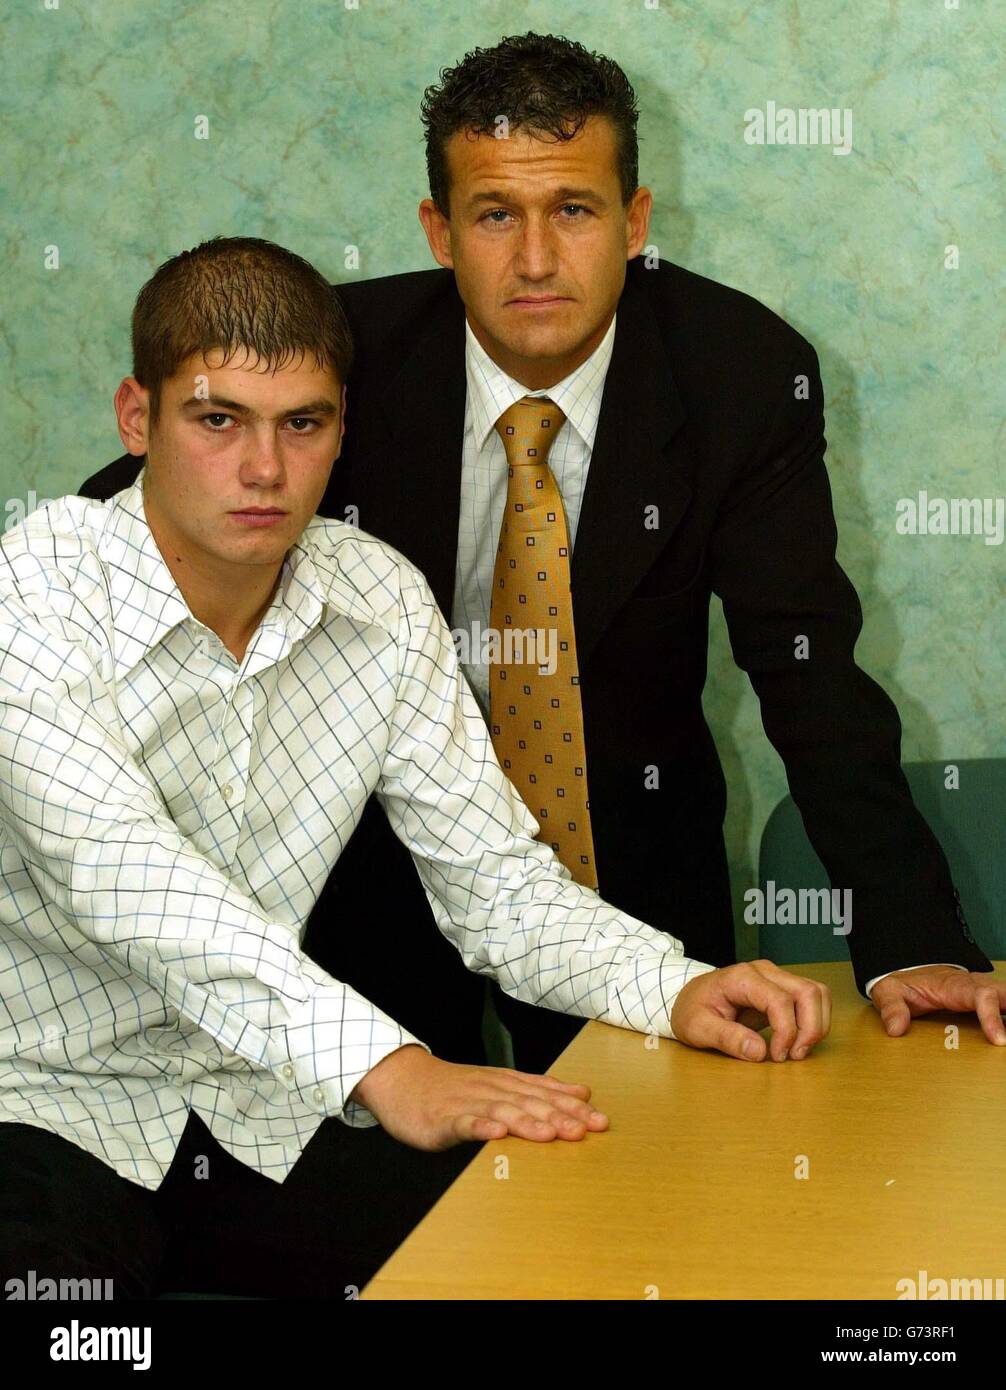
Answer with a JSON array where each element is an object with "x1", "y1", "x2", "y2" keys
[
  {"x1": 876, "y1": 989, "x2": 912, "y2": 1036},
  {"x1": 724, "y1": 966, "x2": 800, "y2": 1060},
  {"x1": 819, "y1": 982, "x2": 833, "y2": 1037},
  {"x1": 481, "y1": 1099, "x2": 590, "y2": 1143},
  {"x1": 507, "y1": 1089, "x2": 608, "y2": 1132},
  {"x1": 509, "y1": 1071, "x2": 592, "y2": 1099},
  {"x1": 761, "y1": 991, "x2": 802, "y2": 1061},
  {"x1": 974, "y1": 985, "x2": 1006, "y2": 1045},
  {"x1": 454, "y1": 1113, "x2": 508, "y2": 1144},
  {"x1": 689, "y1": 1011, "x2": 769, "y2": 1061},
  {"x1": 503, "y1": 1076, "x2": 605, "y2": 1119},
  {"x1": 753, "y1": 961, "x2": 827, "y2": 1058}
]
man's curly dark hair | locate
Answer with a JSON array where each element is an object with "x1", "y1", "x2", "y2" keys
[{"x1": 420, "y1": 31, "x2": 640, "y2": 217}]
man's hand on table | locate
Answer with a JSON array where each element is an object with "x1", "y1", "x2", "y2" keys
[
  {"x1": 670, "y1": 959, "x2": 832, "y2": 1062},
  {"x1": 350, "y1": 961, "x2": 833, "y2": 1151},
  {"x1": 348, "y1": 1046, "x2": 610, "y2": 1151},
  {"x1": 348, "y1": 963, "x2": 1005, "y2": 1153},
  {"x1": 869, "y1": 965, "x2": 1006, "y2": 1045}
]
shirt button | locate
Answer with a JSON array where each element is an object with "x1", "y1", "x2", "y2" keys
[
  {"x1": 312, "y1": 1087, "x2": 325, "y2": 1106},
  {"x1": 281, "y1": 1064, "x2": 294, "y2": 1080},
  {"x1": 221, "y1": 784, "x2": 233, "y2": 800}
]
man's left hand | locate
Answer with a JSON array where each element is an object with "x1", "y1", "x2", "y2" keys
[{"x1": 870, "y1": 965, "x2": 1006, "y2": 1044}]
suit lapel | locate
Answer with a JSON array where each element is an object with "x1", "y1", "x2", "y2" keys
[{"x1": 570, "y1": 266, "x2": 691, "y2": 671}]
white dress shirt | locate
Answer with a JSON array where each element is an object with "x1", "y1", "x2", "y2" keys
[
  {"x1": 449, "y1": 313, "x2": 958, "y2": 998},
  {"x1": 0, "y1": 472, "x2": 714, "y2": 1190}
]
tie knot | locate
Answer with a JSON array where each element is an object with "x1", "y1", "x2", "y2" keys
[{"x1": 493, "y1": 395, "x2": 566, "y2": 467}]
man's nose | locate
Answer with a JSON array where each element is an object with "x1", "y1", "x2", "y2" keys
[
  {"x1": 512, "y1": 216, "x2": 560, "y2": 278},
  {"x1": 240, "y1": 429, "x2": 285, "y2": 484}
]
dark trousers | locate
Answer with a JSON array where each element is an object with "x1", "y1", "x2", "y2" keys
[{"x1": 0, "y1": 1109, "x2": 480, "y2": 1300}]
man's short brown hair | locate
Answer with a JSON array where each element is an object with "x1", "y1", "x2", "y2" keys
[{"x1": 131, "y1": 236, "x2": 353, "y2": 426}]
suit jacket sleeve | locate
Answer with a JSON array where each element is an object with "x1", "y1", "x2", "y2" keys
[{"x1": 707, "y1": 333, "x2": 991, "y2": 994}]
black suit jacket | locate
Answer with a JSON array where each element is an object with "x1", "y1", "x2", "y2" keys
[{"x1": 79, "y1": 255, "x2": 991, "y2": 1069}]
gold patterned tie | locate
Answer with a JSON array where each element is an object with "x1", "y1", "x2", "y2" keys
[{"x1": 489, "y1": 395, "x2": 597, "y2": 890}]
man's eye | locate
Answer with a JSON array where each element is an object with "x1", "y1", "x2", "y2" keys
[
  {"x1": 287, "y1": 418, "x2": 319, "y2": 433},
  {"x1": 202, "y1": 414, "x2": 235, "y2": 430},
  {"x1": 482, "y1": 205, "x2": 588, "y2": 224}
]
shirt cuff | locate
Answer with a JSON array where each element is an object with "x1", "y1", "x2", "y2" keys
[
  {"x1": 279, "y1": 983, "x2": 433, "y2": 1127},
  {"x1": 864, "y1": 963, "x2": 968, "y2": 998},
  {"x1": 602, "y1": 946, "x2": 717, "y2": 1041}
]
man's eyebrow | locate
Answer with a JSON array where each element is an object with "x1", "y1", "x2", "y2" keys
[
  {"x1": 466, "y1": 186, "x2": 607, "y2": 209},
  {"x1": 179, "y1": 395, "x2": 340, "y2": 417}
]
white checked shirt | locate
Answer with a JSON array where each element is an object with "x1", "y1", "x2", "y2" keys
[
  {"x1": 0, "y1": 470, "x2": 715, "y2": 1190},
  {"x1": 451, "y1": 312, "x2": 617, "y2": 718}
]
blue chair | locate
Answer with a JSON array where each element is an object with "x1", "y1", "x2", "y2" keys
[{"x1": 757, "y1": 757, "x2": 1005, "y2": 963}]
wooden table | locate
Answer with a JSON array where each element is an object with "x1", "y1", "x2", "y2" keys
[{"x1": 361, "y1": 961, "x2": 1005, "y2": 1299}]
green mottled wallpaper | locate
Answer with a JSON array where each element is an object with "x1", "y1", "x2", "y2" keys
[{"x1": 2, "y1": 1, "x2": 1002, "y2": 955}]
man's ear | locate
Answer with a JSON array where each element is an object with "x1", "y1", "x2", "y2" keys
[
  {"x1": 114, "y1": 377, "x2": 151, "y2": 458},
  {"x1": 625, "y1": 186, "x2": 654, "y2": 260},
  {"x1": 417, "y1": 199, "x2": 454, "y2": 269}
]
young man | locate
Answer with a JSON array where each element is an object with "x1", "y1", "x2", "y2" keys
[
  {"x1": 82, "y1": 34, "x2": 1002, "y2": 1083},
  {"x1": 0, "y1": 239, "x2": 830, "y2": 1299}
]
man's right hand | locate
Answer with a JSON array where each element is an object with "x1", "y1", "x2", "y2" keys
[
  {"x1": 671, "y1": 959, "x2": 832, "y2": 1061},
  {"x1": 348, "y1": 1045, "x2": 609, "y2": 1151}
]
